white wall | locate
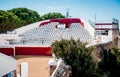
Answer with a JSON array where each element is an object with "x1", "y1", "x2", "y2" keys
[
  {"x1": 20, "y1": 62, "x2": 28, "y2": 77},
  {"x1": 14, "y1": 20, "x2": 49, "y2": 35},
  {"x1": 0, "y1": 34, "x2": 20, "y2": 45},
  {"x1": 83, "y1": 20, "x2": 95, "y2": 37}
]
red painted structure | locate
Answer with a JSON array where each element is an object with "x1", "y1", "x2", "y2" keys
[
  {"x1": 95, "y1": 23, "x2": 113, "y2": 30},
  {"x1": 15, "y1": 46, "x2": 52, "y2": 56},
  {"x1": 95, "y1": 28, "x2": 111, "y2": 30},
  {"x1": 0, "y1": 46, "x2": 52, "y2": 56},
  {"x1": 95, "y1": 22, "x2": 118, "y2": 25},
  {"x1": 95, "y1": 23, "x2": 113, "y2": 25},
  {"x1": 40, "y1": 18, "x2": 84, "y2": 28},
  {"x1": 40, "y1": 21, "x2": 50, "y2": 26},
  {"x1": 0, "y1": 48, "x2": 14, "y2": 56}
]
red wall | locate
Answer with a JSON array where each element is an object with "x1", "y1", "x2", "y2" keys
[
  {"x1": 0, "y1": 48, "x2": 14, "y2": 56},
  {"x1": 15, "y1": 47, "x2": 52, "y2": 56}
]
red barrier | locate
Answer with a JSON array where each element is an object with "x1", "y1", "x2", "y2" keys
[
  {"x1": 15, "y1": 47, "x2": 52, "y2": 56},
  {"x1": 0, "y1": 48, "x2": 14, "y2": 56}
]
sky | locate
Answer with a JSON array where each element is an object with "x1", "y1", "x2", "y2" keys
[{"x1": 0, "y1": 0, "x2": 120, "y2": 23}]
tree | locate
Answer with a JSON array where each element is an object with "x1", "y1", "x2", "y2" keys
[
  {"x1": 40, "y1": 12, "x2": 65, "y2": 21},
  {"x1": 51, "y1": 38, "x2": 101, "y2": 77},
  {"x1": 0, "y1": 8, "x2": 66, "y2": 33},
  {"x1": 0, "y1": 10, "x2": 23, "y2": 33},
  {"x1": 98, "y1": 47, "x2": 120, "y2": 77},
  {"x1": 8, "y1": 7, "x2": 40, "y2": 25}
]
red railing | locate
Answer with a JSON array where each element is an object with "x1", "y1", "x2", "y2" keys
[{"x1": 39, "y1": 18, "x2": 84, "y2": 28}]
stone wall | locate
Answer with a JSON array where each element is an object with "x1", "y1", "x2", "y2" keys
[{"x1": 93, "y1": 36, "x2": 119, "y2": 60}]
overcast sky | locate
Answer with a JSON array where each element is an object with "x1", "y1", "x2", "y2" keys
[{"x1": 0, "y1": 0, "x2": 120, "y2": 23}]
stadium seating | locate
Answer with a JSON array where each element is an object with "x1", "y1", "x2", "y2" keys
[{"x1": 18, "y1": 18, "x2": 93, "y2": 46}]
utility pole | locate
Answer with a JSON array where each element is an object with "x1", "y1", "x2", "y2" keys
[{"x1": 94, "y1": 13, "x2": 97, "y2": 36}]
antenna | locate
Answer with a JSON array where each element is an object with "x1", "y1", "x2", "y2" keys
[
  {"x1": 95, "y1": 13, "x2": 96, "y2": 25},
  {"x1": 66, "y1": 8, "x2": 70, "y2": 18}
]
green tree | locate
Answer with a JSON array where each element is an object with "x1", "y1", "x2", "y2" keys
[
  {"x1": 8, "y1": 7, "x2": 40, "y2": 25},
  {"x1": 51, "y1": 38, "x2": 101, "y2": 77},
  {"x1": 0, "y1": 10, "x2": 23, "y2": 33},
  {"x1": 40, "y1": 12, "x2": 65, "y2": 21},
  {"x1": 98, "y1": 47, "x2": 120, "y2": 77}
]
